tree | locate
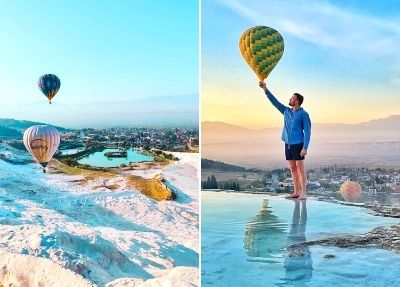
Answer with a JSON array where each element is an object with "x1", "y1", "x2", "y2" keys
[
  {"x1": 210, "y1": 175, "x2": 218, "y2": 189},
  {"x1": 375, "y1": 176, "x2": 384, "y2": 184},
  {"x1": 207, "y1": 176, "x2": 211, "y2": 189}
]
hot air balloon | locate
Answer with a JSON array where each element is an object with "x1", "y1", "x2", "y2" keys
[
  {"x1": 23, "y1": 125, "x2": 60, "y2": 172},
  {"x1": 340, "y1": 181, "x2": 362, "y2": 202},
  {"x1": 239, "y1": 26, "x2": 284, "y2": 81},
  {"x1": 37, "y1": 74, "x2": 61, "y2": 104},
  {"x1": 244, "y1": 199, "x2": 286, "y2": 258}
]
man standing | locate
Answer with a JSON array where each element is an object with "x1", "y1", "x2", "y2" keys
[{"x1": 259, "y1": 82, "x2": 311, "y2": 200}]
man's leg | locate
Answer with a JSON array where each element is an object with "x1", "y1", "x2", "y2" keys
[
  {"x1": 296, "y1": 160, "x2": 307, "y2": 199},
  {"x1": 288, "y1": 160, "x2": 301, "y2": 196}
]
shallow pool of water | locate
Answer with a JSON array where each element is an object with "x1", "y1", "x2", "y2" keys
[
  {"x1": 59, "y1": 148, "x2": 84, "y2": 156},
  {"x1": 77, "y1": 148, "x2": 153, "y2": 168},
  {"x1": 202, "y1": 191, "x2": 400, "y2": 287}
]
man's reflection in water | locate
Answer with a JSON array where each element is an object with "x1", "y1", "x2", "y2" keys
[
  {"x1": 243, "y1": 199, "x2": 286, "y2": 261},
  {"x1": 279, "y1": 200, "x2": 313, "y2": 286}
]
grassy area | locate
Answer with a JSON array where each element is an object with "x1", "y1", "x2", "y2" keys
[
  {"x1": 154, "y1": 155, "x2": 170, "y2": 162},
  {"x1": 188, "y1": 146, "x2": 199, "y2": 153},
  {"x1": 49, "y1": 160, "x2": 174, "y2": 201},
  {"x1": 49, "y1": 160, "x2": 113, "y2": 183},
  {"x1": 126, "y1": 175, "x2": 174, "y2": 201},
  {"x1": 105, "y1": 183, "x2": 120, "y2": 190},
  {"x1": 201, "y1": 168, "x2": 265, "y2": 191}
]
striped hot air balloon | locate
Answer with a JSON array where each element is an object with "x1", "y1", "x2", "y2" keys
[
  {"x1": 37, "y1": 74, "x2": 61, "y2": 104},
  {"x1": 239, "y1": 26, "x2": 284, "y2": 81},
  {"x1": 23, "y1": 125, "x2": 60, "y2": 172}
]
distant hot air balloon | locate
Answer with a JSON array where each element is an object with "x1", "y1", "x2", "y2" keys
[
  {"x1": 340, "y1": 181, "x2": 362, "y2": 202},
  {"x1": 23, "y1": 125, "x2": 60, "y2": 172},
  {"x1": 37, "y1": 74, "x2": 61, "y2": 104},
  {"x1": 239, "y1": 26, "x2": 284, "y2": 81}
]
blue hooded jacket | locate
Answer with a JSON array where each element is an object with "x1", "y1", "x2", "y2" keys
[{"x1": 265, "y1": 90, "x2": 311, "y2": 149}]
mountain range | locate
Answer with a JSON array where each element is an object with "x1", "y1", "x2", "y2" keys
[
  {"x1": 202, "y1": 115, "x2": 400, "y2": 168},
  {"x1": 202, "y1": 115, "x2": 400, "y2": 144}
]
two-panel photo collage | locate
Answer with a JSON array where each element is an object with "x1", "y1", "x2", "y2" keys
[{"x1": 1, "y1": 1, "x2": 400, "y2": 286}]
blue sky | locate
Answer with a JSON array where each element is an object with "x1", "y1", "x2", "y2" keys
[
  {"x1": 202, "y1": 0, "x2": 400, "y2": 128},
  {"x1": 0, "y1": 1, "x2": 198, "y2": 128}
]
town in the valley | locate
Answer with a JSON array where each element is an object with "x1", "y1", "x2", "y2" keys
[
  {"x1": 61, "y1": 127, "x2": 199, "y2": 152},
  {"x1": 202, "y1": 159, "x2": 400, "y2": 203}
]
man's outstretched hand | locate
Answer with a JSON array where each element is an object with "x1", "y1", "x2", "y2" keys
[{"x1": 259, "y1": 81, "x2": 267, "y2": 91}]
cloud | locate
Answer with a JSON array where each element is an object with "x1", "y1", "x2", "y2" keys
[{"x1": 219, "y1": 0, "x2": 400, "y2": 58}]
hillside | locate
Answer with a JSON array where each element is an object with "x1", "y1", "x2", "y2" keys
[
  {"x1": 0, "y1": 145, "x2": 199, "y2": 286},
  {"x1": 0, "y1": 126, "x2": 22, "y2": 139},
  {"x1": 201, "y1": 158, "x2": 247, "y2": 172},
  {"x1": 0, "y1": 118, "x2": 68, "y2": 132}
]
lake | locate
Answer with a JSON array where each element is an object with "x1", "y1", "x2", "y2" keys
[
  {"x1": 202, "y1": 191, "x2": 400, "y2": 287},
  {"x1": 77, "y1": 148, "x2": 153, "y2": 168}
]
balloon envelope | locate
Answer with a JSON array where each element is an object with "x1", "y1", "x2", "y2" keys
[
  {"x1": 340, "y1": 181, "x2": 362, "y2": 202},
  {"x1": 23, "y1": 125, "x2": 60, "y2": 169},
  {"x1": 244, "y1": 199, "x2": 286, "y2": 258},
  {"x1": 239, "y1": 26, "x2": 284, "y2": 81},
  {"x1": 38, "y1": 74, "x2": 61, "y2": 103}
]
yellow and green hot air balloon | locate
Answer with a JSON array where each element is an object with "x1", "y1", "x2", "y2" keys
[{"x1": 239, "y1": 26, "x2": 284, "y2": 81}]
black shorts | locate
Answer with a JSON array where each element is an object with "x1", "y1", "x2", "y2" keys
[{"x1": 285, "y1": 143, "x2": 305, "y2": 161}]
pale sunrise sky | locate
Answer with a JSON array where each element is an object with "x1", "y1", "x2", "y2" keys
[{"x1": 202, "y1": 0, "x2": 400, "y2": 128}]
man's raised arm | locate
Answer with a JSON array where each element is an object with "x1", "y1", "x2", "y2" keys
[{"x1": 259, "y1": 82, "x2": 286, "y2": 114}]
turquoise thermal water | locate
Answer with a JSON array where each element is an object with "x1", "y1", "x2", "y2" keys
[
  {"x1": 202, "y1": 191, "x2": 400, "y2": 287},
  {"x1": 59, "y1": 148, "x2": 84, "y2": 156},
  {"x1": 77, "y1": 148, "x2": 153, "y2": 167}
]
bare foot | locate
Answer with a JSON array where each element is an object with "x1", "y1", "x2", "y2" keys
[{"x1": 298, "y1": 194, "x2": 307, "y2": 200}]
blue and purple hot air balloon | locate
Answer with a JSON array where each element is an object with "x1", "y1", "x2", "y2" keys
[{"x1": 37, "y1": 74, "x2": 61, "y2": 104}]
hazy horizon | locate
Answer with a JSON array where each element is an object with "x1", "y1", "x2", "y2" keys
[
  {"x1": 1, "y1": 94, "x2": 199, "y2": 129},
  {"x1": 202, "y1": 114, "x2": 400, "y2": 130}
]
